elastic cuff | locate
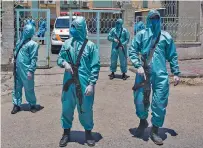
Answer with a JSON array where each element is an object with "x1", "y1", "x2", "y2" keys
[
  {"x1": 89, "y1": 82, "x2": 95, "y2": 86},
  {"x1": 174, "y1": 72, "x2": 181, "y2": 76},
  {"x1": 28, "y1": 70, "x2": 34, "y2": 73},
  {"x1": 62, "y1": 61, "x2": 66, "y2": 66}
]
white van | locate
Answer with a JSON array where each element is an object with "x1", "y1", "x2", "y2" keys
[{"x1": 51, "y1": 15, "x2": 84, "y2": 54}]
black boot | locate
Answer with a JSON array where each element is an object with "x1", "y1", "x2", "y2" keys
[
  {"x1": 30, "y1": 105, "x2": 38, "y2": 113},
  {"x1": 11, "y1": 105, "x2": 21, "y2": 114},
  {"x1": 85, "y1": 130, "x2": 95, "y2": 147},
  {"x1": 59, "y1": 129, "x2": 70, "y2": 147},
  {"x1": 150, "y1": 125, "x2": 163, "y2": 145},
  {"x1": 122, "y1": 73, "x2": 127, "y2": 80},
  {"x1": 134, "y1": 119, "x2": 148, "y2": 137},
  {"x1": 109, "y1": 72, "x2": 115, "y2": 80}
]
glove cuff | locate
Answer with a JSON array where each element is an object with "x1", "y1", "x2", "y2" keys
[
  {"x1": 89, "y1": 83, "x2": 95, "y2": 86},
  {"x1": 62, "y1": 61, "x2": 66, "y2": 66}
]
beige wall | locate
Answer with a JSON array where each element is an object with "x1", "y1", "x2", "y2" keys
[
  {"x1": 131, "y1": 0, "x2": 162, "y2": 9},
  {"x1": 148, "y1": 1, "x2": 162, "y2": 9},
  {"x1": 56, "y1": 1, "x2": 60, "y2": 17},
  {"x1": 87, "y1": 0, "x2": 93, "y2": 9},
  {"x1": 27, "y1": 1, "x2": 32, "y2": 7}
]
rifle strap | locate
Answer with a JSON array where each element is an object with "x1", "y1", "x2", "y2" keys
[
  {"x1": 118, "y1": 27, "x2": 123, "y2": 39},
  {"x1": 146, "y1": 32, "x2": 161, "y2": 66},
  {"x1": 66, "y1": 39, "x2": 88, "y2": 67},
  {"x1": 76, "y1": 39, "x2": 88, "y2": 66},
  {"x1": 14, "y1": 38, "x2": 31, "y2": 60}
]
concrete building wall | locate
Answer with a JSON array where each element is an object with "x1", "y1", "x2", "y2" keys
[
  {"x1": 176, "y1": 1, "x2": 203, "y2": 59},
  {"x1": 147, "y1": 0, "x2": 162, "y2": 9},
  {"x1": 200, "y1": 0, "x2": 203, "y2": 58},
  {"x1": 178, "y1": 1, "x2": 200, "y2": 19},
  {"x1": 56, "y1": 1, "x2": 60, "y2": 17},
  {"x1": 1, "y1": 1, "x2": 14, "y2": 68},
  {"x1": 131, "y1": 0, "x2": 162, "y2": 9},
  {"x1": 123, "y1": 4, "x2": 135, "y2": 40},
  {"x1": 177, "y1": 1, "x2": 201, "y2": 42}
]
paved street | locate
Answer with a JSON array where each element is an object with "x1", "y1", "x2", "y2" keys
[{"x1": 1, "y1": 67, "x2": 203, "y2": 148}]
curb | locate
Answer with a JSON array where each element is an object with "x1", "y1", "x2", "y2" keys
[{"x1": 128, "y1": 67, "x2": 203, "y2": 78}]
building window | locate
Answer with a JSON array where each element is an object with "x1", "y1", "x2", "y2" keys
[
  {"x1": 161, "y1": 1, "x2": 179, "y2": 17},
  {"x1": 143, "y1": 0, "x2": 148, "y2": 8}
]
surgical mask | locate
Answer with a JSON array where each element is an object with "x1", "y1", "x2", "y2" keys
[{"x1": 70, "y1": 27, "x2": 77, "y2": 37}]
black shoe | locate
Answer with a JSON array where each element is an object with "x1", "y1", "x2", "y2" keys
[
  {"x1": 85, "y1": 130, "x2": 95, "y2": 147},
  {"x1": 150, "y1": 125, "x2": 163, "y2": 145},
  {"x1": 30, "y1": 105, "x2": 38, "y2": 113},
  {"x1": 11, "y1": 105, "x2": 21, "y2": 114},
  {"x1": 134, "y1": 119, "x2": 148, "y2": 137},
  {"x1": 109, "y1": 72, "x2": 115, "y2": 80},
  {"x1": 59, "y1": 129, "x2": 70, "y2": 147},
  {"x1": 122, "y1": 73, "x2": 127, "y2": 80}
]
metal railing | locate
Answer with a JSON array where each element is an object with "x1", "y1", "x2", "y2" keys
[{"x1": 135, "y1": 16, "x2": 200, "y2": 42}]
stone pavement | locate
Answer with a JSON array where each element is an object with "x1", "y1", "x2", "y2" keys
[
  {"x1": 129, "y1": 59, "x2": 203, "y2": 78},
  {"x1": 1, "y1": 67, "x2": 203, "y2": 148}
]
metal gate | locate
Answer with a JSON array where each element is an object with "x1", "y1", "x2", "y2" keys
[
  {"x1": 135, "y1": 16, "x2": 200, "y2": 42},
  {"x1": 69, "y1": 9, "x2": 122, "y2": 65},
  {"x1": 15, "y1": 9, "x2": 50, "y2": 68}
]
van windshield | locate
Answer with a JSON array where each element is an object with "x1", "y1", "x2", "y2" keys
[{"x1": 55, "y1": 18, "x2": 70, "y2": 29}]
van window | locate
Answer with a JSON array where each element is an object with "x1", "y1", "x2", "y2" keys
[{"x1": 55, "y1": 19, "x2": 70, "y2": 29}]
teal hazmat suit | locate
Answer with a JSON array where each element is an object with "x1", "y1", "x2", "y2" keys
[
  {"x1": 37, "y1": 18, "x2": 46, "y2": 38},
  {"x1": 12, "y1": 24, "x2": 39, "y2": 106},
  {"x1": 134, "y1": 21, "x2": 145, "y2": 35},
  {"x1": 27, "y1": 19, "x2": 36, "y2": 28},
  {"x1": 57, "y1": 17, "x2": 100, "y2": 130},
  {"x1": 129, "y1": 10, "x2": 180, "y2": 127},
  {"x1": 107, "y1": 19, "x2": 130, "y2": 74}
]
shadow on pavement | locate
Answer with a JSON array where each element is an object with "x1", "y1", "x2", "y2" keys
[
  {"x1": 108, "y1": 74, "x2": 130, "y2": 80},
  {"x1": 69, "y1": 131, "x2": 103, "y2": 145},
  {"x1": 129, "y1": 127, "x2": 178, "y2": 142},
  {"x1": 20, "y1": 103, "x2": 44, "y2": 112}
]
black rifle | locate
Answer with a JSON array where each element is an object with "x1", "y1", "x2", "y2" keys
[
  {"x1": 113, "y1": 28, "x2": 126, "y2": 58},
  {"x1": 114, "y1": 35, "x2": 126, "y2": 58},
  {"x1": 132, "y1": 32, "x2": 161, "y2": 108},
  {"x1": 63, "y1": 39, "x2": 88, "y2": 114},
  {"x1": 13, "y1": 39, "x2": 31, "y2": 94},
  {"x1": 132, "y1": 32, "x2": 161, "y2": 91}
]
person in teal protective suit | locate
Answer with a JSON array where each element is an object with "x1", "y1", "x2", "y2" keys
[
  {"x1": 134, "y1": 21, "x2": 145, "y2": 35},
  {"x1": 129, "y1": 10, "x2": 180, "y2": 145},
  {"x1": 57, "y1": 16, "x2": 100, "y2": 147},
  {"x1": 11, "y1": 24, "x2": 40, "y2": 114},
  {"x1": 28, "y1": 19, "x2": 36, "y2": 28},
  {"x1": 37, "y1": 17, "x2": 46, "y2": 45},
  {"x1": 20, "y1": 19, "x2": 36, "y2": 40},
  {"x1": 107, "y1": 18, "x2": 130, "y2": 80}
]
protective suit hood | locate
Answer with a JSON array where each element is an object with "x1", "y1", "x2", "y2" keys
[
  {"x1": 134, "y1": 21, "x2": 145, "y2": 34},
  {"x1": 22, "y1": 24, "x2": 35, "y2": 41},
  {"x1": 71, "y1": 17, "x2": 87, "y2": 41},
  {"x1": 115, "y1": 18, "x2": 123, "y2": 31},
  {"x1": 146, "y1": 9, "x2": 161, "y2": 38},
  {"x1": 30, "y1": 19, "x2": 36, "y2": 27}
]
